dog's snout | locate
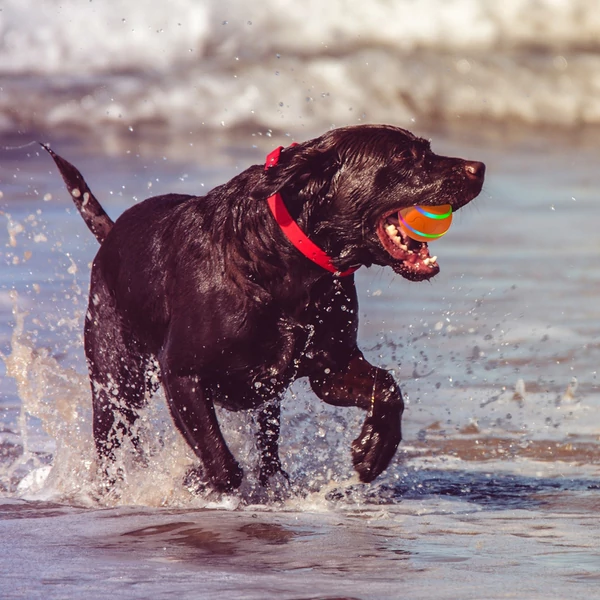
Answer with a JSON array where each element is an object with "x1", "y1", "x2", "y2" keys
[{"x1": 464, "y1": 161, "x2": 485, "y2": 181}]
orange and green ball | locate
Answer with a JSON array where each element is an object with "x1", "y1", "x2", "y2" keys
[{"x1": 398, "y1": 204, "x2": 453, "y2": 243}]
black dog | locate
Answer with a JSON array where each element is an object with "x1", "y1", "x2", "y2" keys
[{"x1": 45, "y1": 125, "x2": 484, "y2": 492}]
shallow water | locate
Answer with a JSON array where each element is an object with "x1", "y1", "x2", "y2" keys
[
  {"x1": 1, "y1": 126, "x2": 599, "y2": 598},
  {"x1": 3, "y1": 493, "x2": 600, "y2": 600}
]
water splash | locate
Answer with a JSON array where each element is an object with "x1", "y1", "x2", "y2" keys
[
  {"x1": 0, "y1": 291, "x2": 364, "y2": 508},
  {"x1": 0, "y1": 291, "x2": 95, "y2": 501}
]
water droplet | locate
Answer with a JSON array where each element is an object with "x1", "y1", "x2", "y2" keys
[
  {"x1": 553, "y1": 55, "x2": 568, "y2": 71},
  {"x1": 455, "y1": 58, "x2": 471, "y2": 74}
]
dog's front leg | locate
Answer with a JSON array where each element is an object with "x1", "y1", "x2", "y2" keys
[
  {"x1": 309, "y1": 353, "x2": 404, "y2": 483},
  {"x1": 253, "y1": 316, "x2": 305, "y2": 487},
  {"x1": 159, "y1": 368, "x2": 243, "y2": 493}
]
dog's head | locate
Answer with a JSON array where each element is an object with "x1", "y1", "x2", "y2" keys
[{"x1": 251, "y1": 124, "x2": 485, "y2": 281}]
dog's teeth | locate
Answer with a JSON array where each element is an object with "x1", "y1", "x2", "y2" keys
[
  {"x1": 422, "y1": 256, "x2": 438, "y2": 267},
  {"x1": 385, "y1": 224, "x2": 398, "y2": 236},
  {"x1": 399, "y1": 243, "x2": 408, "y2": 251}
]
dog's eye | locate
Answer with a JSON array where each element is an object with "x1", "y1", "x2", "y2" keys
[{"x1": 409, "y1": 146, "x2": 424, "y2": 163}]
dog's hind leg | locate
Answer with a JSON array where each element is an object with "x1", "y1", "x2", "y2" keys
[{"x1": 85, "y1": 287, "x2": 150, "y2": 483}]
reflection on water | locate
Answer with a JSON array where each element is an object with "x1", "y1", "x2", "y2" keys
[
  {"x1": 3, "y1": 492, "x2": 600, "y2": 599},
  {"x1": 391, "y1": 470, "x2": 599, "y2": 510}
]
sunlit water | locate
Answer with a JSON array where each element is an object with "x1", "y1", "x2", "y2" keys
[{"x1": 0, "y1": 128, "x2": 599, "y2": 598}]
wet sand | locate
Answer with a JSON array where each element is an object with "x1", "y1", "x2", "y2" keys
[{"x1": 2, "y1": 493, "x2": 600, "y2": 600}]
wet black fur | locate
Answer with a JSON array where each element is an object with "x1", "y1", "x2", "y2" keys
[{"x1": 46, "y1": 124, "x2": 485, "y2": 492}]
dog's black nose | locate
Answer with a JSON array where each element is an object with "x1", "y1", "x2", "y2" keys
[{"x1": 464, "y1": 161, "x2": 485, "y2": 181}]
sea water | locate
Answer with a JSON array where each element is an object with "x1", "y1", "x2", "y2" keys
[
  {"x1": 1, "y1": 125, "x2": 599, "y2": 600},
  {"x1": 1, "y1": 0, "x2": 600, "y2": 598}
]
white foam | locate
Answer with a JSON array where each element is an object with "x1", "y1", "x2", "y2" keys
[{"x1": 2, "y1": 0, "x2": 600, "y2": 132}]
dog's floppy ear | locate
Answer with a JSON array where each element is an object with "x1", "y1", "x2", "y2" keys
[{"x1": 250, "y1": 140, "x2": 340, "y2": 205}]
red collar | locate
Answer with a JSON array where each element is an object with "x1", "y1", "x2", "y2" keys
[{"x1": 264, "y1": 145, "x2": 358, "y2": 277}]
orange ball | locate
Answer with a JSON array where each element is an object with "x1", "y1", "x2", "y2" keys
[{"x1": 398, "y1": 204, "x2": 453, "y2": 242}]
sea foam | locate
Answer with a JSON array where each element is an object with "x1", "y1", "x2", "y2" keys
[{"x1": 1, "y1": 0, "x2": 600, "y2": 134}]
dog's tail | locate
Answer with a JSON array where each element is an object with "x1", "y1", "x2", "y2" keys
[{"x1": 41, "y1": 144, "x2": 113, "y2": 244}]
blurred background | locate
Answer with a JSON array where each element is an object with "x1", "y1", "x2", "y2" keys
[{"x1": 1, "y1": 0, "x2": 600, "y2": 148}]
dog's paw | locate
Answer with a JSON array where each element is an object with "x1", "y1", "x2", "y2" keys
[
  {"x1": 351, "y1": 414, "x2": 401, "y2": 483},
  {"x1": 183, "y1": 465, "x2": 214, "y2": 496},
  {"x1": 184, "y1": 460, "x2": 244, "y2": 495},
  {"x1": 222, "y1": 462, "x2": 245, "y2": 491},
  {"x1": 259, "y1": 458, "x2": 290, "y2": 489}
]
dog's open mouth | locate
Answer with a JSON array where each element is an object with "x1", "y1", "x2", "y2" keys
[{"x1": 376, "y1": 210, "x2": 440, "y2": 281}]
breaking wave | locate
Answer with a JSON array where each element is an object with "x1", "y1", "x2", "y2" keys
[{"x1": 2, "y1": 0, "x2": 600, "y2": 135}]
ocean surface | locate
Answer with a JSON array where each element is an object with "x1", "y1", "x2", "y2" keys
[{"x1": 1, "y1": 1, "x2": 600, "y2": 598}]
